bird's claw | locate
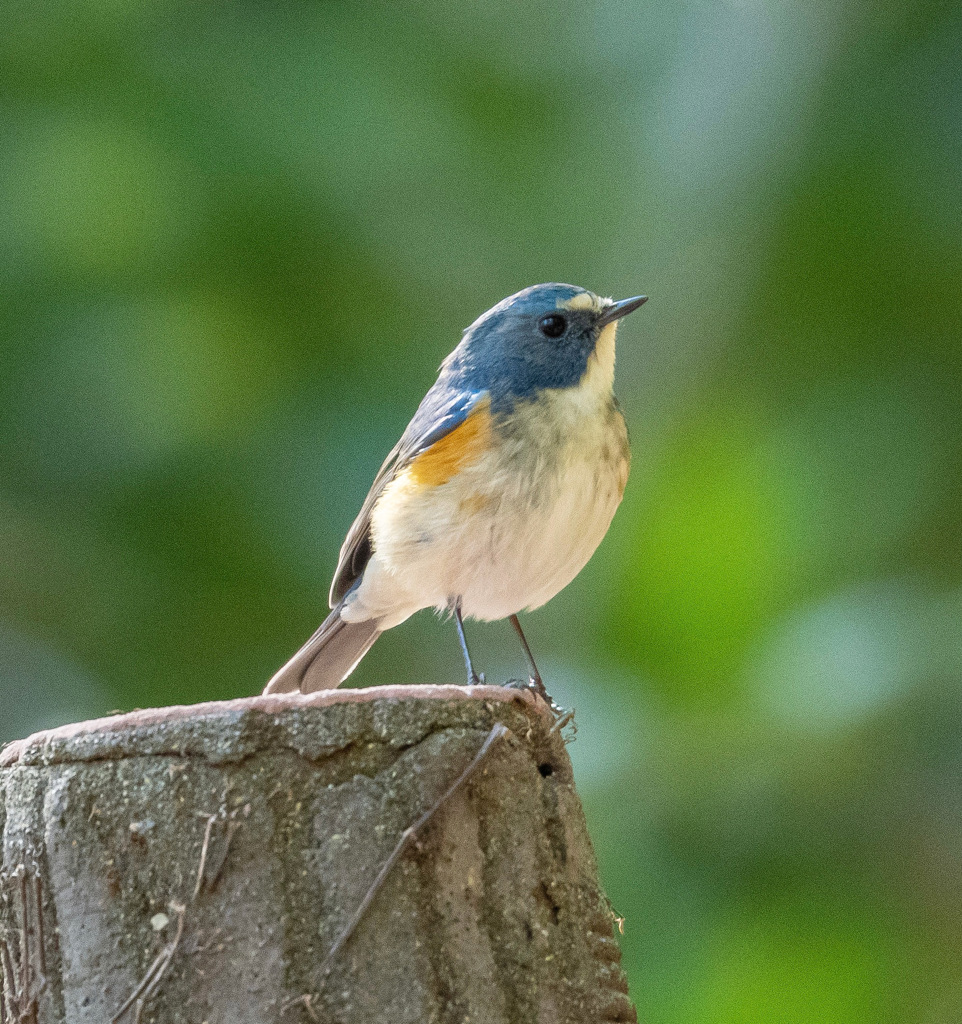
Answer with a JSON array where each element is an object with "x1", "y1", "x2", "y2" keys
[{"x1": 501, "y1": 676, "x2": 564, "y2": 713}]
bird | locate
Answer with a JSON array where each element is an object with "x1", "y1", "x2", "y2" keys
[{"x1": 264, "y1": 282, "x2": 647, "y2": 698}]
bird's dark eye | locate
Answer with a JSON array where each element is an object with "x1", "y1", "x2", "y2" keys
[{"x1": 538, "y1": 314, "x2": 567, "y2": 338}]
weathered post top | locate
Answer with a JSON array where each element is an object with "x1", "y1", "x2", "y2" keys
[{"x1": 1, "y1": 685, "x2": 636, "y2": 1024}]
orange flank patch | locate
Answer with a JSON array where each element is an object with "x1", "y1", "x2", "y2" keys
[{"x1": 406, "y1": 400, "x2": 492, "y2": 487}]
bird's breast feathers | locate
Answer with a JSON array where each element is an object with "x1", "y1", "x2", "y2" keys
[{"x1": 360, "y1": 366, "x2": 629, "y2": 622}]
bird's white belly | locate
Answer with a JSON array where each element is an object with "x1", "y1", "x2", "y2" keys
[
  {"x1": 452, "y1": 450, "x2": 624, "y2": 620},
  {"x1": 352, "y1": 397, "x2": 629, "y2": 626}
]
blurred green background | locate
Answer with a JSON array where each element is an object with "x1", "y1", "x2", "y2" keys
[{"x1": 1, "y1": 0, "x2": 959, "y2": 1019}]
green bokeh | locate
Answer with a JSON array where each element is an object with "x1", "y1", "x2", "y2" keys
[{"x1": 1, "y1": 1, "x2": 959, "y2": 1020}]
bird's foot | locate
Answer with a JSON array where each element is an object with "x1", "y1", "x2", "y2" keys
[
  {"x1": 502, "y1": 676, "x2": 567, "y2": 718},
  {"x1": 528, "y1": 671, "x2": 550, "y2": 703}
]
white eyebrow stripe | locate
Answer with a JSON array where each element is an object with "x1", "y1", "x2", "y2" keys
[{"x1": 560, "y1": 292, "x2": 599, "y2": 312}]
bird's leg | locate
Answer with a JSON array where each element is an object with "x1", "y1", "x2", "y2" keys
[
  {"x1": 454, "y1": 598, "x2": 484, "y2": 686},
  {"x1": 508, "y1": 614, "x2": 552, "y2": 704}
]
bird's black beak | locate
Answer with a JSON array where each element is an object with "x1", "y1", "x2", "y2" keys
[{"x1": 597, "y1": 295, "x2": 648, "y2": 327}]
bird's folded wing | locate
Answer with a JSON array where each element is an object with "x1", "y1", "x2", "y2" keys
[{"x1": 329, "y1": 387, "x2": 488, "y2": 605}]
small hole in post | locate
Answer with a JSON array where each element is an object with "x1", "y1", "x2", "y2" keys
[{"x1": 538, "y1": 762, "x2": 554, "y2": 778}]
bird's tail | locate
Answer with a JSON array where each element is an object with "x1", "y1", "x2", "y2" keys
[{"x1": 263, "y1": 604, "x2": 381, "y2": 694}]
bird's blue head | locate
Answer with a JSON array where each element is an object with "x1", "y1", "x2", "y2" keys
[{"x1": 446, "y1": 283, "x2": 647, "y2": 412}]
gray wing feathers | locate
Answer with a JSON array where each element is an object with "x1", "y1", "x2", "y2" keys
[{"x1": 263, "y1": 605, "x2": 381, "y2": 694}]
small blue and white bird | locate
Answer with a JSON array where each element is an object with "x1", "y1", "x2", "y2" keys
[{"x1": 265, "y1": 283, "x2": 646, "y2": 697}]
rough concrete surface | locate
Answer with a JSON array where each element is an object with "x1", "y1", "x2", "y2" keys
[{"x1": 0, "y1": 685, "x2": 636, "y2": 1023}]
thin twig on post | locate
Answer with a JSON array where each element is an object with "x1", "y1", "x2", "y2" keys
[
  {"x1": 111, "y1": 905, "x2": 185, "y2": 1024},
  {"x1": 282, "y1": 722, "x2": 509, "y2": 1018},
  {"x1": 0, "y1": 866, "x2": 46, "y2": 1024},
  {"x1": 112, "y1": 804, "x2": 244, "y2": 1023},
  {"x1": 319, "y1": 722, "x2": 508, "y2": 976},
  {"x1": 192, "y1": 816, "x2": 218, "y2": 904}
]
